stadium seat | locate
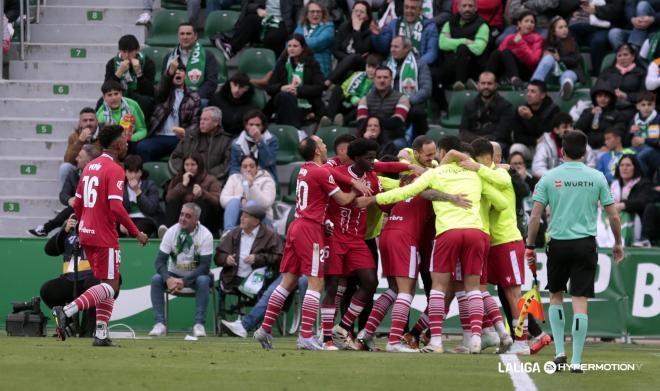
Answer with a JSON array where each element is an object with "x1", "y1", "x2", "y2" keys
[
  {"x1": 206, "y1": 47, "x2": 229, "y2": 84},
  {"x1": 251, "y1": 88, "x2": 267, "y2": 109},
  {"x1": 316, "y1": 126, "x2": 352, "y2": 157},
  {"x1": 426, "y1": 125, "x2": 458, "y2": 142},
  {"x1": 555, "y1": 88, "x2": 591, "y2": 113},
  {"x1": 271, "y1": 124, "x2": 302, "y2": 164},
  {"x1": 141, "y1": 46, "x2": 170, "y2": 84},
  {"x1": 441, "y1": 91, "x2": 476, "y2": 128},
  {"x1": 204, "y1": 10, "x2": 240, "y2": 46},
  {"x1": 600, "y1": 53, "x2": 616, "y2": 74},
  {"x1": 161, "y1": 0, "x2": 186, "y2": 10},
  {"x1": 145, "y1": 10, "x2": 188, "y2": 47},
  {"x1": 282, "y1": 165, "x2": 302, "y2": 204},
  {"x1": 500, "y1": 90, "x2": 527, "y2": 109},
  {"x1": 143, "y1": 161, "x2": 172, "y2": 198},
  {"x1": 238, "y1": 48, "x2": 276, "y2": 80},
  {"x1": 164, "y1": 273, "x2": 217, "y2": 336}
]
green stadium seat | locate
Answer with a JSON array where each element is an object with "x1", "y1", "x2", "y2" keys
[
  {"x1": 441, "y1": 91, "x2": 476, "y2": 128},
  {"x1": 316, "y1": 126, "x2": 352, "y2": 157},
  {"x1": 161, "y1": 0, "x2": 186, "y2": 10},
  {"x1": 555, "y1": 88, "x2": 591, "y2": 113},
  {"x1": 206, "y1": 47, "x2": 229, "y2": 84},
  {"x1": 271, "y1": 124, "x2": 302, "y2": 164},
  {"x1": 251, "y1": 88, "x2": 268, "y2": 109},
  {"x1": 282, "y1": 165, "x2": 302, "y2": 204},
  {"x1": 238, "y1": 48, "x2": 276, "y2": 80},
  {"x1": 500, "y1": 90, "x2": 527, "y2": 109},
  {"x1": 600, "y1": 53, "x2": 616, "y2": 74},
  {"x1": 144, "y1": 161, "x2": 172, "y2": 198},
  {"x1": 141, "y1": 46, "x2": 170, "y2": 84},
  {"x1": 145, "y1": 10, "x2": 188, "y2": 47},
  {"x1": 426, "y1": 125, "x2": 458, "y2": 142},
  {"x1": 204, "y1": 10, "x2": 240, "y2": 46}
]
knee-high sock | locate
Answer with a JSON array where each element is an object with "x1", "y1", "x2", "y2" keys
[
  {"x1": 363, "y1": 289, "x2": 396, "y2": 335},
  {"x1": 261, "y1": 285, "x2": 290, "y2": 334},
  {"x1": 428, "y1": 290, "x2": 445, "y2": 345},
  {"x1": 467, "y1": 290, "x2": 484, "y2": 336},
  {"x1": 388, "y1": 293, "x2": 413, "y2": 345},
  {"x1": 549, "y1": 304, "x2": 565, "y2": 357},
  {"x1": 300, "y1": 290, "x2": 320, "y2": 338},
  {"x1": 321, "y1": 304, "x2": 336, "y2": 342},
  {"x1": 571, "y1": 314, "x2": 588, "y2": 366},
  {"x1": 94, "y1": 298, "x2": 114, "y2": 339},
  {"x1": 339, "y1": 297, "x2": 365, "y2": 331},
  {"x1": 65, "y1": 283, "x2": 114, "y2": 317},
  {"x1": 412, "y1": 306, "x2": 429, "y2": 335},
  {"x1": 334, "y1": 284, "x2": 346, "y2": 312},
  {"x1": 482, "y1": 291, "x2": 507, "y2": 336},
  {"x1": 456, "y1": 291, "x2": 471, "y2": 333}
]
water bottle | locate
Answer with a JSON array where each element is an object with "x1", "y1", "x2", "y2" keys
[{"x1": 591, "y1": 112, "x2": 601, "y2": 130}]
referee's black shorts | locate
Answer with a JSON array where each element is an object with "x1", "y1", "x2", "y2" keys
[{"x1": 545, "y1": 236, "x2": 598, "y2": 298}]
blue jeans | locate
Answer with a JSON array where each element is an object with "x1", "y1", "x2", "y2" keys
[
  {"x1": 223, "y1": 198, "x2": 241, "y2": 231},
  {"x1": 240, "y1": 274, "x2": 309, "y2": 331},
  {"x1": 570, "y1": 23, "x2": 610, "y2": 76},
  {"x1": 531, "y1": 54, "x2": 579, "y2": 86},
  {"x1": 58, "y1": 162, "x2": 76, "y2": 187},
  {"x1": 135, "y1": 135, "x2": 180, "y2": 162},
  {"x1": 608, "y1": 1, "x2": 660, "y2": 48},
  {"x1": 636, "y1": 144, "x2": 660, "y2": 177},
  {"x1": 151, "y1": 273, "x2": 211, "y2": 325}
]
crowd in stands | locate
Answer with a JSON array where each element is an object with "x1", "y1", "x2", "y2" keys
[{"x1": 26, "y1": 0, "x2": 660, "y2": 249}]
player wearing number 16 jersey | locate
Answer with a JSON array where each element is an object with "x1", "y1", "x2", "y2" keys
[
  {"x1": 52, "y1": 125, "x2": 148, "y2": 347},
  {"x1": 254, "y1": 135, "x2": 357, "y2": 351}
]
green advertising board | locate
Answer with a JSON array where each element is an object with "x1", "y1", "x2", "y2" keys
[{"x1": 0, "y1": 238, "x2": 658, "y2": 337}]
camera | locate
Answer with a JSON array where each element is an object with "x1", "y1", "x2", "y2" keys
[{"x1": 12, "y1": 297, "x2": 41, "y2": 314}]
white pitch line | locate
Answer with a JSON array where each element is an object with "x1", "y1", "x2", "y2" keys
[{"x1": 499, "y1": 354, "x2": 538, "y2": 391}]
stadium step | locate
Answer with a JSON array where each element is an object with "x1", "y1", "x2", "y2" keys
[
  {"x1": 0, "y1": 139, "x2": 68, "y2": 159},
  {"x1": 28, "y1": 24, "x2": 145, "y2": 44},
  {"x1": 0, "y1": 196, "x2": 62, "y2": 218},
  {"x1": 0, "y1": 157, "x2": 62, "y2": 179},
  {"x1": 0, "y1": 118, "x2": 79, "y2": 139},
  {"x1": 48, "y1": 0, "x2": 145, "y2": 8},
  {"x1": 0, "y1": 216, "x2": 53, "y2": 237},
  {"x1": 40, "y1": 5, "x2": 144, "y2": 25},
  {"x1": 9, "y1": 60, "x2": 107, "y2": 80},
  {"x1": 0, "y1": 178, "x2": 63, "y2": 197},
  {"x1": 12, "y1": 43, "x2": 117, "y2": 61},
  {"x1": 0, "y1": 98, "x2": 98, "y2": 118},
  {"x1": 0, "y1": 80, "x2": 101, "y2": 99}
]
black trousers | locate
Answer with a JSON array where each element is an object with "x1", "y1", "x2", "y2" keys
[
  {"x1": 642, "y1": 203, "x2": 660, "y2": 243},
  {"x1": 325, "y1": 87, "x2": 357, "y2": 122},
  {"x1": 439, "y1": 45, "x2": 488, "y2": 84},
  {"x1": 231, "y1": 14, "x2": 288, "y2": 57},
  {"x1": 40, "y1": 275, "x2": 100, "y2": 337},
  {"x1": 407, "y1": 104, "x2": 429, "y2": 138},
  {"x1": 486, "y1": 49, "x2": 532, "y2": 81},
  {"x1": 44, "y1": 206, "x2": 74, "y2": 234},
  {"x1": 326, "y1": 53, "x2": 366, "y2": 85}
]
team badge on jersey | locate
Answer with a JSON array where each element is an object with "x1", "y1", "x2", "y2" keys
[{"x1": 116, "y1": 180, "x2": 124, "y2": 190}]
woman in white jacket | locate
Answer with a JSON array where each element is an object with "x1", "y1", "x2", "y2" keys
[{"x1": 220, "y1": 155, "x2": 276, "y2": 232}]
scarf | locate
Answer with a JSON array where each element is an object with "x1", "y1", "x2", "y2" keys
[
  {"x1": 285, "y1": 57, "x2": 311, "y2": 109},
  {"x1": 649, "y1": 32, "x2": 660, "y2": 60},
  {"x1": 398, "y1": 18, "x2": 423, "y2": 55},
  {"x1": 611, "y1": 177, "x2": 640, "y2": 202},
  {"x1": 386, "y1": 52, "x2": 418, "y2": 96},
  {"x1": 235, "y1": 129, "x2": 274, "y2": 161},
  {"x1": 102, "y1": 98, "x2": 131, "y2": 126},
  {"x1": 260, "y1": 15, "x2": 281, "y2": 41},
  {"x1": 550, "y1": 132, "x2": 564, "y2": 160},
  {"x1": 615, "y1": 62, "x2": 636, "y2": 75},
  {"x1": 303, "y1": 23, "x2": 318, "y2": 39},
  {"x1": 174, "y1": 225, "x2": 196, "y2": 256},
  {"x1": 341, "y1": 71, "x2": 373, "y2": 106},
  {"x1": 113, "y1": 52, "x2": 145, "y2": 92},
  {"x1": 169, "y1": 42, "x2": 206, "y2": 91},
  {"x1": 422, "y1": 0, "x2": 434, "y2": 19},
  {"x1": 633, "y1": 109, "x2": 657, "y2": 136}
]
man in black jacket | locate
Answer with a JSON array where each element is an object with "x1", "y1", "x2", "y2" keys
[
  {"x1": 121, "y1": 155, "x2": 162, "y2": 238},
  {"x1": 459, "y1": 72, "x2": 513, "y2": 149},
  {"x1": 209, "y1": 72, "x2": 257, "y2": 137},
  {"x1": 511, "y1": 80, "x2": 559, "y2": 160}
]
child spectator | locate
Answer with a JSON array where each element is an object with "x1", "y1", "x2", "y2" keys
[{"x1": 96, "y1": 80, "x2": 148, "y2": 143}]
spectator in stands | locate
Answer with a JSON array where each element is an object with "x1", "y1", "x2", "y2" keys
[
  {"x1": 164, "y1": 23, "x2": 219, "y2": 105},
  {"x1": 266, "y1": 34, "x2": 325, "y2": 129},
  {"x1": 356, "y1": 66, "x2": 411, "y2": 149},
  {"x1": 576, "y1": 79, "x2": 622, "y2": 150},
  {"x1": 210, "y1": 72, "x2": 256, "y2": 137},
  {"x1": 532, "y1": 112, "x2": 597, "y2": 178},
  {"x1": 220, "y1": 157, "x2": 277, "y2": 231},
  {"x1": 214, "y1": 0, "x2": 296, "y2": 59},
  {"x1": 386, "y1": 35, "x2": 432, "y2": 135},
  {"x1": 639, "y1": 187, "x2": 660, "y2": 247},
  {"x1": 486, "y1": 10, "x2": 543, "y2": 89},
  {"x1": 149, "y1": 203, "x2": 214, "y2": 337},
  {"x1": 451, "y1": 0, "x2": 504, "y2": 35},
  {"x1": 628, "y1": 92, "x2": 660, "y2": 178},
  {"x1": 326, "y1": 1, "x2": 373, "y2": 87},
  {"x1": 165, "y1": 153, "x2": 221, "y2": 236},
  {"x1": 104, "y1": 35, "x2": 156, "y2": 121},
  {"x1": 356, "y1": 116, "x2": 399, "y2": 158},
  {"x1": 640, "y1": 29, "x2": 660, "y2": 60},
  {"x1": 97, "y1": 80, "x2": 148, "y2": 144},
  {"x1": 137, "y1": 59, "x2": 201, "y2": 163},
  {"x1": 508, "y1": 151, "x2": 535, "y2": 228},
  {"x1": 498, "y1": 0, "x2": 557, "y2": 44},
  {"x1": 40, "y1": 214, "x2": 100, "y2": 337},
  {"x1": 60, "y1": 107, "x2": 99, "y2": 185},
  {"x1": 459, "y1": 71, "x2": 514, "y2": 149},
  {"x1": 372, "y1": 0, "x2": 439, "y2": 66},
  {"x1": 597, "y1": 127, "x2": 636, "y2": 183},
  {"x1": 511, "y1": 80, "x2": 559, "y2": 159},
  {"x1": 597, "y1": 43, "x2": 648, "y2": 123},
  {"x1": 28, "y1": 145, "x2": 101, "y2": 238},
  {"x1": 3, "y1": 0, "x2": 19, "y2": 23},
  {"x1": 645, "y1": 49, "x2": 660, "y2": 90},
  {"x1": 169, "y1": 106, "x2": 233, "y2": 188},
  {"x1": 294, "y1": 1, "x2": 335, "y2": 78},
  {"x1": 322, "y1": 53, "x2": 380, "y2": 127},
  {"x1": 611, "y1": 154, "x2": 656, "y2": 245},
  {"x1": 228, "y1": 110, "x2": 278, "y2": 183},
  {"x1": 531, "y1": 16, "x2": 582, "y2": 100},
  {"x1": 438, "y1": 0, "x2": 490, "y2": 91},
  {"x1": 569, "y1": 0, "x2": 625, "y2": 76},
  {"x1": 121, "y1": 155, "x2": 161, "y2": 238},
  {"x1": 608, "y1": 0, "x2": 660, "y2": 50}
]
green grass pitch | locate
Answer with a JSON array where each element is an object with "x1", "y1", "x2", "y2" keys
[{"x1": 0, "y1": 335, "x2": 658, "y2": 390}]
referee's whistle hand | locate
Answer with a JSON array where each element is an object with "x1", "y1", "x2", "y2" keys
[{"x1": 612, "y1": 244, "x2": 624, "y2": 264}]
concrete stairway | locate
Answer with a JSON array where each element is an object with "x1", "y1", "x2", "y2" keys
[{"x1": 0, "y1": 1, "x2": 145, "y2": 237}]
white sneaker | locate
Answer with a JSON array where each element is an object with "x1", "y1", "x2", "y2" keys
[
  {"x1": 148, "y1": 322, "x2": 166, "y2": 336},
  {"x1": 136, "y1": 12, "x2": 151, "y2": 25},
  {"x1": 481, "y1": 331, "x2": 501, "y2": 351},
  {"x1": 254, "y1": 327, "x2": 273, "y2": 350},
  {"x1": 297, "y1": 335, "x2": 324, "y2": 350},
  {"x1": 157, "y1": 225, "x2": 168, "y2": 239},
  {"x1": 386, "y1": 343, "x2": 419, "y2": 353},
  {"x1": 589, "y1": 14, "x2": 611, "y2": 28},
  {"x1": 193, "y1": 323, "x2": 206, "y2": 337},
  {"x1": 221, "y1": 319, "x2": 247, "y2": 338},
  {"x1": 469, "y1": 335, "x2": 482, "y2": 354},
  {"x1": 498, "y1": 333, "x2": 514, "y2": 353},
  {"x1": 419, "y1": 343, "x2": 444, "y2": 353},
  {"x1": 322, "y1": 340, "x2": 339, "y2": 351},
  {"x1": 507, "y1": 340, "x2": 531, "y2": 355},
  {"x1": 331, "y1": 325, "x2": 357, "y2": 350},
  {"x1": 356, "y1": 329, "x2": 377, "y2": 351},
  {"x1": 632, "y1": 239, "x2": 652, "y2": 248}
]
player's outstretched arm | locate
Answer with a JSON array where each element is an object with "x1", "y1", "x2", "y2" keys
[
  {"x1": 604, "y1": 203, "x2": 624, "y2": 264},
  {"x1": 440, "y1": 149, "x2": 470, "y2": 165},
  {"x1": 332, "y1": 189, "x2": 357, "y2": 206},
  {"x1": 375, "y1": 169, "x2": 433, "y2": 205}
]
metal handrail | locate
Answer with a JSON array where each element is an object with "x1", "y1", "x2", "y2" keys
[{"x1": 1, "y1": 0, "x2": 4, "y2": 79}]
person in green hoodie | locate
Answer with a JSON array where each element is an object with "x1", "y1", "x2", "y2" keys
[{"x1": 96, "y1": 80, "x2": 148, "y2": 144}]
